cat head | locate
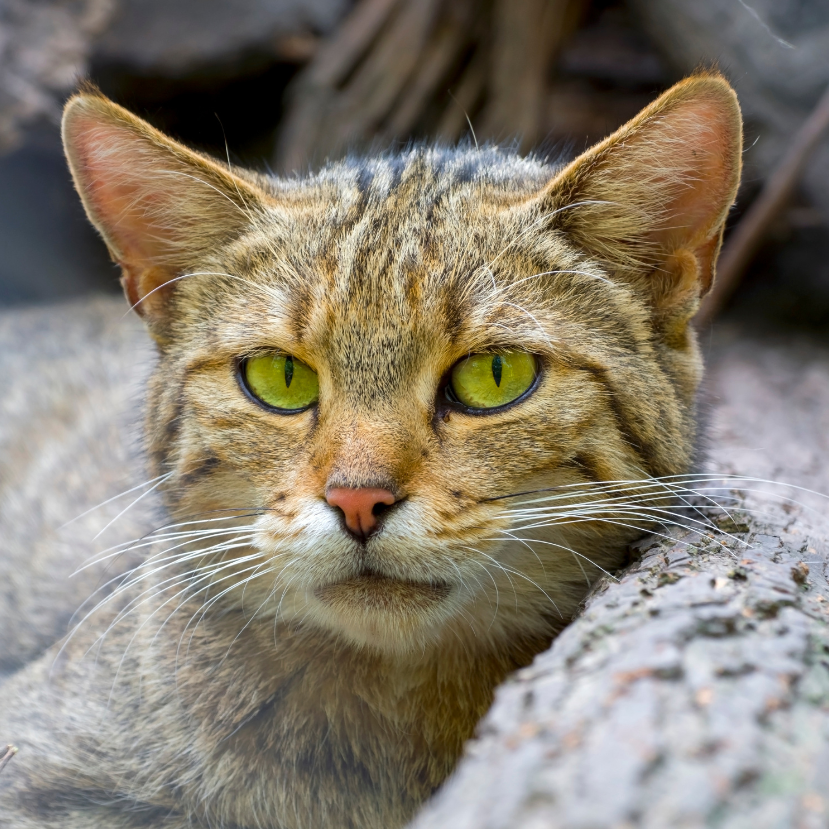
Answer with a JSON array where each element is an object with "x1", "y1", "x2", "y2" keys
[{"x1": 63, "y1": 75, "x2": 741, "y2": 654}]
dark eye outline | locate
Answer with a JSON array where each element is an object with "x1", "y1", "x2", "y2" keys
[
  {"x1": 235, "y1": 355, "x2": 319, "y2": 415},
  {"x1": 440, "y1": 352, "x2": 542, "y2": 416}
]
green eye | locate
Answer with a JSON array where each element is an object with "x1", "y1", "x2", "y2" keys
[
  {"x1": 448, "y1": 351, "x2": 538, "y2": 410},
  {"x1": 242, "y1": 353, "x2": 319, "y2": 412}
]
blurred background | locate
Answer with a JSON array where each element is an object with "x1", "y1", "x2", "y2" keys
[
  {"x1": 2, "y1": 0, "x2": 829, "y2": 325},
  {"x1": 1, "y1": 0, "x2": 827, "y2": 524}
]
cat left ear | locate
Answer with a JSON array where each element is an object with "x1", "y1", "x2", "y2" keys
[
  {"x1": 536, "y1": 73, "x2": 742, "y2": 328},
  {"x1": 62, "y1": 92, "x2": 271, "y2": 335}
]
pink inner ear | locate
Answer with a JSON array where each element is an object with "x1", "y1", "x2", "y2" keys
[
  {"x1": 67, "y1": 116, "x2": 172, "y2": 269},
  {"x1": 655, "y1": 97, "x2": 740, "y2": 251},
  {"x1": 64, "y1": 93, "x2": 268, "y2": 322}
]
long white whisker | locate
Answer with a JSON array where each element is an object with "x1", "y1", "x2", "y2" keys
[
  {"x1": 490, "y1": 534, "x2": 620, "y2": 583},
  {"x1": 176, "y1": 561, "x2": 285, "y2": 670},
  {"x1": 504, "y1": 508, "x2": 743, "y2": 553},
  {"x1": 464, "y1": 548, "x2": 520, "y2": 613},
  {"x1": 59, "y1": 535, "x2": 258, "y2": 663},
  {"x1": 91, "y1": 473, "x2": 174, "y2": 540},
  {"x1": 124, "y1": 269, "x2": 282, "y2": 317},
  {"x1": 466, "y1": 557, "x2": 502, "y2": 630},
  {"x1": 76, "y1": 525, "x2": 258, "y2": 573},
  {"x1": 60, "y1": 473, "x2": 173, "y2": 530},
  {"x1": 106, "y1": 555, "x2": 276, "y2": 700},
  {"x1": 92, "y1": 543, "x2": 261, "y2": 651}
]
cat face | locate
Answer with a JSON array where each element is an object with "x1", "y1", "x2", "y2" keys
[{"x1": 63, "y1": 76, "x2": 742, "y2": 653}]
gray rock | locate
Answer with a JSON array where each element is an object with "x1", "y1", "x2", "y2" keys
[
  {"x1": 0, "y1": 0, "x2": 350, "y2": 156},
  {"x1": 409, "y1": 519, "x2": 829, "y2": 829},
  {"x1": 704, "y1": 326, "x2": 829, "y2": 541},
  {"x1": 0, "y1": 0, "x2": 120, "y2": 304}
]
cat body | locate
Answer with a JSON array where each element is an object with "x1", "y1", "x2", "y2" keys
[{"x1": 0, "y1": 74, "x2": 741, "y2": 827}]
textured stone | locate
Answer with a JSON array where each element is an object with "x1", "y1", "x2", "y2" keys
[{"x1": 0, "y1": 0, "x2": 114, "y2": 152}]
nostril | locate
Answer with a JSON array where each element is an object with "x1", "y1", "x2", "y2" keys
[
  {"x1": 372, "y1": 501, "x2": 392, "y2": 518},
  {"x1": 326, "y1": 487, "x2": 398, "y2": 539}
]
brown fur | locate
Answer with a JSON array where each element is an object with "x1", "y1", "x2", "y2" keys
[{"x1": 0, "y1": 74, "x2": 741, "y2": 828}]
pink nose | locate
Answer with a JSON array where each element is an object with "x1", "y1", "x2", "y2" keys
[{"x1": 326, "y1": 487, "x2": 397, "y2": 539}]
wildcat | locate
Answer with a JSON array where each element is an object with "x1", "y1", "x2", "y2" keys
[{"x1": 0, "y1": 73, "x2": 741, "y2": 828}]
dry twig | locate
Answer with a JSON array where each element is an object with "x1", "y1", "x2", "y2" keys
[
  {"x1": 274, "y1": 0, "x2": 585, "y2": 173},
  {"x1": 0, "y1": 745, "x2": 17, "y2": 775},
  {"x1": 480, "y1": 0, "x2": 582, "y2": 152}
]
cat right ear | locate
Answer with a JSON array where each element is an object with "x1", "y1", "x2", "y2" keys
[
  {"x1": 62, "y1": 92, "x2": 270, "y2": 335},
  {"x1": 531, "y1": 73, "x2": 742, "y2": 333}
]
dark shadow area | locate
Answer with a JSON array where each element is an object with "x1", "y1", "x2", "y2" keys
[
  {"x1": 718, "y1": 218, "x2": 829, "y2": 342},
  {"x1": 0, "y1": 126, "x2": 118, "y2": 305},
  {"x1": 0, "y1": 58, "x2": 301, "y2": 308},
  {"x1": 89, "y1": 57, "x2": 301, "y2": 165}
]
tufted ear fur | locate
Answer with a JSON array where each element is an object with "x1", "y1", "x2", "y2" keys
[
  {"x1": 539, "y1": 73, "x2": 742, "y2": 331},
  {"x1": 62, "y1": 92, "x2": 271, "y2": 336}
]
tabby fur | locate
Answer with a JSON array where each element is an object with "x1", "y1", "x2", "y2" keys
[{"x1": 0, "y1": 73, "x2": 741, "y2": 828}]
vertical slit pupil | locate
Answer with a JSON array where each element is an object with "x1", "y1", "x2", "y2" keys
[
  {"x1": 492, "y1": 354, "x2": 503, "y2": 387},
  {"x1": 284, "y1": 356, "x2": 294, "y2": 388}
]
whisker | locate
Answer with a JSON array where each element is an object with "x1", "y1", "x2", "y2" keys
[
  {"x1": 464, "y1": 547, "x2": 564, "y2": 619},
  {"x1": 463, "y1": 548, "x2": 520, "y2": 612},
  {"x1": 504, "y1": 506, "x2": 746, "y2": 553},
  {"x1": 76, "y1": 525, "x2": 259, "y2": 573},
  {"x1": 59, "y1": 472, "x2": 173, "y2": 530},
  {"x1": 59, "y1": 534, "x2": 258, "y2": 663},
  {"x1": 186, "y1": 543, "x2": 290, "y2": 668},
  {"x1": 91, "y1": 473, "x2": 174, "y2": 540},
  {"x1": 125, "y1": 269, "x2": 284, "y2": 318},
  {"x1": 106, "y1": 556, "x2": 279, "y2": 700},
  {"x1": 176, "y1": 562, "x2": 285, "y2": 669},
  {"x1": 489, "y1": 534, "x2": 620, "y2": 583},
  {"x1": 484, "y1": 472, "x2": 829, "y2": 506},
  {"x1": 272, "y1": 562, "x2": 305, "y2": 632},
  {"x1": 466, "y1": 557, "x2": 502, "y2": 630},
  {"x1": 89, "y1": 542, "x2": 261, "y2": 650},
  {"x1": 504, "y1": 487, "x2": 815, "y2": 536}
]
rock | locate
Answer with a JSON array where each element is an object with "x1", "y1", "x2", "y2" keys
[
  {"x1": 703, "y1": 326, "x2": 829, "y2": 541},
  {"x1": 629, "y1": 0, "x2": 829, "y2": 220},
  {"x1": 0, "y1": 0, "x2": 120, "y2": 304},
  {"x1": 409, "y1": 515, "x2": 829, "y2": 829}
]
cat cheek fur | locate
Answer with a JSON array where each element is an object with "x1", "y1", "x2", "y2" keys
[{"x1": 0, "y1": 72, "x2": 743, "y2": 828}]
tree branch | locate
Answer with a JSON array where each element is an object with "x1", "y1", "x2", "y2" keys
[
  {"x1": 0, "y1": 745, "x2": 17, "y2": 776},
  {"x1": 409, "y1": 512, "x2": 829, "y2": 827}
]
